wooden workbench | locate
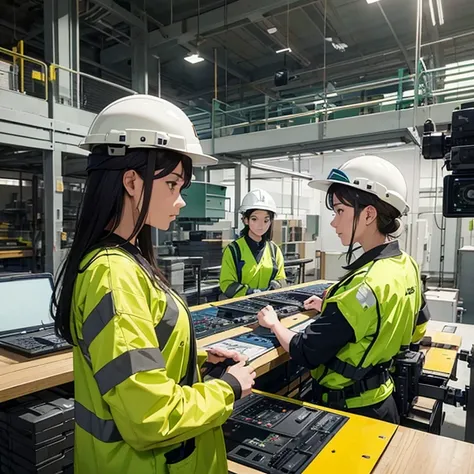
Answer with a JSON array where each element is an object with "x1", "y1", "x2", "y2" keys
[
  {"x1": 0, "y1": 280, "x2": 461, "y2": 402},
  {"x1": 0, "y1": 281, "x2": 319, "y2": 403}
]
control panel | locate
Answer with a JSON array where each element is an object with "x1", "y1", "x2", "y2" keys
[
  {"x1": 193, "y1": 282, "x2": 332, "y2": 340},
  {"x1": 224, "y1": 393, "x2": 347, "y2": 473},
  {"x1": 215, "y1": 299, "x2": 300, "y2": 322},
  {"x1": 291, "y1": 282, "x2": 333, "y2": 298},
  {"x1": 254, "y1": 283, "x2": 333, "y2": 311},
  {"x1": 191, "y1": 307, "x2": 237, "y2": 338}
]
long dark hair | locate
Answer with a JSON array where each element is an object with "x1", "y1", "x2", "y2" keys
[
  {"x1": 240, "y1": 209, "x2": 275, "y2": 241},
  {"x1": 326, "y1": 183, "x2": 401, "y2": 265},
  {"x1": 52, "y1": 147, "x2": 192, "y2": 344}
]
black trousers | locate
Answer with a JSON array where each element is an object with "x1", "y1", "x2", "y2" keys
[{"x1": 343, "y1": 394, "x2": 400, "y2": 424}]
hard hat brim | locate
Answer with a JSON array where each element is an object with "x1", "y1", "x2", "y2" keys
[
  {"x1": 184, "y1": 151, "x2": 218, "y2": 167},
  {"x1": 240, "y1": 204, "x2": 277, "y2": 214},
  {"x1": 308, "y1": 179, "x2": 340, "y2": 192}
]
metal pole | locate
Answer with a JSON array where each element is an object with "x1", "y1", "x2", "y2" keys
[
  {"x1": 76, "y1": 0, "x2": 80, "y2": 108},
  {"x1": 214, "y1": 48, "x2": 218, "y2": 100},
  {"x1": 323, "y1": 0, "x2": 328, "y2": 127},
  {"x1": 235, "y1": 164, "x2": 242, "y2": 231},
  {"x1": 290, "y1": 157, "x2": 295, "y2": 216},
  {"x1": 158, "y1": 56, "x2": 161, "y2": 97},
  {"x1": 247, "y1": 159, "x2": 251, "y2": 192},
  {"x1": 414, "y1": 0, "x2": 423, "y2": 127},
  {"x1": 409, "y1": 0, "x2": 423, "y2": 257}
]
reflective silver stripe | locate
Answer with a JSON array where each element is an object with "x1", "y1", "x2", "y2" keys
[
  {"x1": 94, "y1": 348, "x2": 166, "y2": 396},
  {"x1": 77, "y1": 338, "x2": 93, "y2": 369},
  {"x1": 155, "y1": 293, "x2": 179, "y2": 349},
  {"x1": 75, "y1": 401, "x2": 123, "y2": 443},
  {"x1": 269, "y1": 242, "x2": 278, "y2": 282},
  {"x1": 82, "y1": 292, "x2": 115, "y2": 347},
  {"x1": 225, "y1": 282, "x2": 245, "y2": 298}
]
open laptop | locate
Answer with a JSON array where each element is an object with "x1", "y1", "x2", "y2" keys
[{"x1": 0, "y1": 273, "x2": 71, "y2": 357}]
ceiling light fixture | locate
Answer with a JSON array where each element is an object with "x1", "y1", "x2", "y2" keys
[
  {"x1": 436, "y1": 0, "x2": 444, "y2": 25},
  {"x1": 184, "y1": 53, "x2": 204, "y2": 64},
  {"x1": 325, "y1": 37, "x2": 348, "y2": 52},
  {"x1": 267, "y1": 27, "x2": 278, "y2": 34},
  {"x1": 366, "y1": 0, "x2": 381, "y2": 3},
  {"x1": 276, "y1": 0, "x2": 292, "y2": 55},
  {"x1": 184, "y1": 0, "x2": 204, "y2": 64},
  {"x1": 428, "y1": 0, "x2": 436, "y2": 26},
  {"x1": 428, "y1": 0, "x2": 445, "y2": 26}
]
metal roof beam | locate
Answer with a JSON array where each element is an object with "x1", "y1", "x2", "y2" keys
[
  {"x1": 92, "y1": 0, "x2": 146, "y2": 30},
  {"x1": 101, "y1": 0, "x2": 304, "y2": 65}
]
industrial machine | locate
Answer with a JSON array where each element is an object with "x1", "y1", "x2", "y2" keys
[
  {"x1": 0, "y1": 389, "x2": 74, "y2": 474},
  {"x1": 190, "y1": 283, "x2": 333, "y2": 339},
  {"x1": 224, "y1": 392, "x2": 348, "y2": 473},
  {"x1": 191, "y1": 306, "x2": 246, "y2": 339}
]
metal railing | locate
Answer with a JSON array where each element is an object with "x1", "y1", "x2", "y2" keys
[
  {"x1": 49, "y1": 64, "x2": 137, "y2": 113},
  {"x1": 0, "y1": 46, "x2": 48, "y2": 100},
  {"x1": 210, "y1": 72, "x2": 417, "y2": 139},
  {"x1": 209, "y1": 61, "x2": 474, "y2": 140},
  {"x1": 3, "y1": 42, "x2": 474, "y2": 144}
]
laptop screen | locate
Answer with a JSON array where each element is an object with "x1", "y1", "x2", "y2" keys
[{"x1": 0, "y1": 275, "x2": 54, "y2": 334}]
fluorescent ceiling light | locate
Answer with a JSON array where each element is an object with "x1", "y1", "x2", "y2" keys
[
  {"x1": 267, "y1": 27, "x2": 278, "y2": 34},
  {"x1": 436, "y1": 0, "x2": 444, "y2": 25},
  {"x1": 366, "y1": 0, "x2": 381, "y2": 3},
  {"x1": 327, "y1": 92, "x2": 338, "y2": 98},
  {"x1": 276, "y1": 47, "x2": 292, "y2": 54},
  {"x1": 184, "y1": 53, "x2": 204, "y2": 64},
  {"x1": 428, "y1": 0, "x2": 436, "y2": 26}
]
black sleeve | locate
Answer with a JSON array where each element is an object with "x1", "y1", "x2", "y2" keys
[
  {"x1": 202, "y1": 363, "x2": 242, "y2": 400},
  {"x1": 289, "y1": 302, "x2": 356, "y2": 370},
  {"x1": 417, "y1": 294, "x2": 431, "y2": 325}
]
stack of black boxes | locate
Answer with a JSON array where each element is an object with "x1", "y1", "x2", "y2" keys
[{"x1": 0, "y1": 390, "x2": 74, "y2": 474}]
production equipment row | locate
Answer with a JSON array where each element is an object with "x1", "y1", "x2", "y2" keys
[
  {"x1": 224, "y1": 393, "x2": 347, "y2": 473},
  {"x1": 191, "y1": 283, "x2": 332, "y2": 339}
]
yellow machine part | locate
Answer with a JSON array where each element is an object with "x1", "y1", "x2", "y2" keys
[
  {"x1": 253, "y1": 390, "x2": 397, "y2": 474},
  {"x1": 430, "y1": 331, "x2": 462, "y2": 349},
  {"x1": 423, "y1": 347, "x2": 458, "y2": 376}
]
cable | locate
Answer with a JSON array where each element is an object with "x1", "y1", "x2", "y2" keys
[{"x1": 432, "y1": 161, "x2": 445, "y2": 231}]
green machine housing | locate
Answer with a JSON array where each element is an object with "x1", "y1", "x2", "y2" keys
[{"x1": 179, "y1": 182, "x2": 228, "y2": 224}]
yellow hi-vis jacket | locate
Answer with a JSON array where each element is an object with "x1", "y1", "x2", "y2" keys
[
  {"x1": 311, "y1": 242, "x2": 427, "y2": 409},
  {"x1": 72, "y1": 240, "x2": 236, "y2": 474},
  {"x1": 219, "y1": 236, "x2": 286, "y2": 298}
]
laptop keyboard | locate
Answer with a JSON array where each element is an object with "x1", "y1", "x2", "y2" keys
[
  {"x1": 0, "y1": 332, "x2": 71, "y2": 356},
  {"x1": 10, "y1": 337, "x2": 45, "y2": 351}
]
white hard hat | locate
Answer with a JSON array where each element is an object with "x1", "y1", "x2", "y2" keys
[
  {"x1": 79, "y1": 95, "x2": 217, "y2": 167},
  {"x1": 309, "y1": 155, "x2": 409, "y2": 215},
  {"x1": 240, "y1": 189, "x2": 277, "y2": 214}
]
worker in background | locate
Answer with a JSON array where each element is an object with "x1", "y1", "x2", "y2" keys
[
  {"x1": 220, "y1": 189, "x2": 286, "y2": 298},
  {"x1": 51, "y1": 95, "x2": 256, "y2": 474},
  {"x1": 257, "y1": 155, "x2": 430, "y2": 423}
]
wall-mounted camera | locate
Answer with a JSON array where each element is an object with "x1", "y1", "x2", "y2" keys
[{"x1": 422, "y1": 102, "x2": 474, "y2": 217}]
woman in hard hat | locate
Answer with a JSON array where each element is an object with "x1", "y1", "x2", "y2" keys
[
  {"x1": 257, "y1": 155, "x2": 430, "y2": 423},
  {"x1": 219, "y1": 189, "x2": 286, "y2": 298},
  {"x1": 52, "y1": 95, "x2": 256, "y2": 474}
]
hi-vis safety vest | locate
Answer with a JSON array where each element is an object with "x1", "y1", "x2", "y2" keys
[
  {"x1": 72, "y1": 242, "x2": 235, "y2": 474},
  {"x1": 311, "y1": 247, "x2": 425, "y2": 410},
  {"x1": 219, "y1": 236, "x2": 286, "y2": 298}
]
